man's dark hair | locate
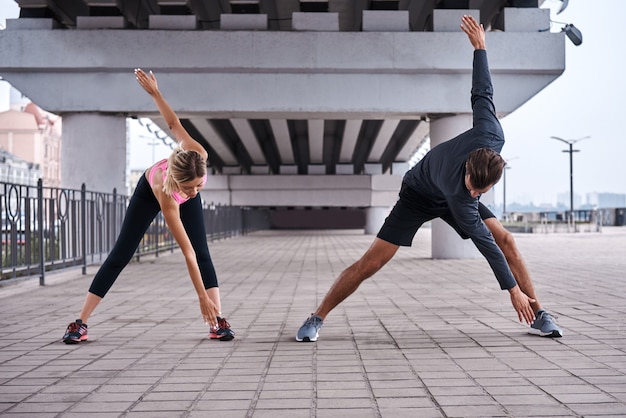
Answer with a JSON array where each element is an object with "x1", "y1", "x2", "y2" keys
[{"x1": 465, "y1": 148, "x2": 506, "y2": 189}]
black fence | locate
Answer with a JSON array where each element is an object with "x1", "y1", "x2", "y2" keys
[
  {"x1": 1, "y1": 180, "x2": 270, "y2": 285},
  {"x1": 506, "y1": 208, "x2": 626, "y2": 227}
]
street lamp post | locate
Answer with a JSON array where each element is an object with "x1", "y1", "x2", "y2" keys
[
  {"x1": 501, "y1": 157, "x2": 518, "y2": 221},
  {"x1": 503, "y1": 165, "x2": 507, "y2": 216},
  {"x1": 550, "y1": 135, "x2": 590, "y2": 223},
  {"x1": 503, "y1": 165, "x2": 509, "y2": 217},
  {"x1": 138, "y1": 135, "x2": 160, "y2": 163}
]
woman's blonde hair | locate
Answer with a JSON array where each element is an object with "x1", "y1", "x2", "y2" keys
[{"x1": 162, "y1": 148, "x2": 207, "y2": 197}]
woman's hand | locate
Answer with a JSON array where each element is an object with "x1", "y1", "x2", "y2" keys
[
  {"x1": 134, "y1": 68, "x2": 160, "y2": 97},
  {"x1": 199, "y1": 295, "x2": 219, "y2": 327}
]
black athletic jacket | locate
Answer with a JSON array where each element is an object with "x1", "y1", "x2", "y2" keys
[{"x1": 402, "y1": 49, "x2": 516, "y2": 290}]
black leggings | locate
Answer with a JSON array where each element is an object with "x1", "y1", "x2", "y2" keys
[{"x1": 88, "y1": 174, "x2": 218, "y2": 298}]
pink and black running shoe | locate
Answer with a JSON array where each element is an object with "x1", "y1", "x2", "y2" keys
[{"x1": 63, "y1": 319, "x2": 88, "y2": 344}]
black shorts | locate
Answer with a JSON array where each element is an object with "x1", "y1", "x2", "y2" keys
[{"x1": 376, "y1": 183, "x2": 496, "y2": 246}]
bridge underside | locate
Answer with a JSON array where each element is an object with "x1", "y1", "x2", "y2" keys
[
  {"x1": 1, "y1": 0, "x2": 566, "y2": 254},
  {"x1": 2, "y1": 1, "x2": 564, "y2": 181}
]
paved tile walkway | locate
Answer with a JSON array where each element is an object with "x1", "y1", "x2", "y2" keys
[{"x1": 0, "y1": 227, "x2": 625, "y2": 417}]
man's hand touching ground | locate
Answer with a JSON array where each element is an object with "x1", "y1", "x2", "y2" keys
[{"x1": 509, "y1": 286, "x2": 536, "y2": 324}]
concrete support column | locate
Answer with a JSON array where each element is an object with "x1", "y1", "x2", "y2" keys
[
  {"x1": 430, "y1": 114, "x2": 480, "y2": 259},
  {"x1": 365, "y1": 206, "x2": 389, "y2": 235},
  {"x1": 61, "y1": 113, "x2": 127, "y2": 193},
  {"x1": 365, "y1": 173, "x2": 402, "y2": 235}
]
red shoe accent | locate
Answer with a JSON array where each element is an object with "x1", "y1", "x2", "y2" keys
[
  {"x1": 63, "y1": 321, "x2": 88, "y2": 344},
  {"x1": 209, "y1": 317, "x2": 235, "y2": 341}
]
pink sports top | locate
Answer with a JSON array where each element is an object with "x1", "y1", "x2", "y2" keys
[{"x1": 148, "y1": 158, "x2": 207, "y2": 205}]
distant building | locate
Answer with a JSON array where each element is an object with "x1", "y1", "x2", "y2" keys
[
  {"x1": 128, "y1": 169, "x2": 145, "y2": 193},
  {"x1": 586, "y1": 192, "x2": 626, "y2": 208},
  {"x1": 0, "y1": 88, "x2": 61, "y2": 187},
  {"x1": 0, "y1": 148, "x2": 40, "y2": 185},
  {"x1": 556, "y1": 192, "x2": 582, "y2": 209}
]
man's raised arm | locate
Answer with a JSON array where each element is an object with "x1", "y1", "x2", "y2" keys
[{"x1": 460, "y1": 14, "x2": 486, "y2": 50}]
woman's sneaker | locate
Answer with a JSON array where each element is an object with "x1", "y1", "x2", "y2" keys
[
  {"x1": 209, "y1": 317, "x2": 235, "y2": 341},
  {"x1": 529, "y1": 310, "x2": 563, "y2": 338},
  {"x1": 63, "y1": 319, "x2": 88, "y2": 344},
  {"x1": 296, "y1": 314, "x2": 323, "y2": 342}
]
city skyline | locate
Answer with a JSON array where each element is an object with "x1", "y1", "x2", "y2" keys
[{"x1": 2, "y1": 0, "x2": 625, "y2": 207}]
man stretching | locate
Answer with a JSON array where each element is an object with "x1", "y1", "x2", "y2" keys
[{"x1": 297, "y1": 15, "x2": 562, "y2": 342}]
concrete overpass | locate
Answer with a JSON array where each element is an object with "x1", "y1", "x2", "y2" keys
[{"x1": 0, "y1": 0, "x2": 565, "y2": 257}]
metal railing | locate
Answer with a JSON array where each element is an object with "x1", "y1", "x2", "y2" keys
[
  {"x1": 503, "y1": 208, "x2": 626, "y2": 234},
  {"x1": 1, "y1": 179, "x2": 270, "y2": 285}
]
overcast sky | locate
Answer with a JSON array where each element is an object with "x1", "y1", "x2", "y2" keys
[
  {"x1": 498, "y1": 0, "x2": 626, "y2": 205},
  {"x1": 1, "y1": 0, "x2": 624, "y2": 205}
]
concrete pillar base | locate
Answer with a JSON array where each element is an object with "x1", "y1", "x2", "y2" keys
[
  {"x1": 429, "y1": 113, "x2": 480, "y2": 259},
  {"x1": 364, "y1": 206, "x2": 389, "y2": 235},
  {"x1": 62, "y1": 113, "x2": 127, "y2": 193},
  {"x1": 431, "y1": 219, "x2": 480, "y2": 259}
]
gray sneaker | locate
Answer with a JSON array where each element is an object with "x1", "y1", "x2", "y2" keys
[
  {"x1": 296, "y1": 314, "x2": 323, "y2": 342},
  {"x1": 529, "y1": 310, "x2": 563, "y2": 337}
]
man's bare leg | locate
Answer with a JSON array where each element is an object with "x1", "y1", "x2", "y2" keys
[
  {"x1": 314, "y1": 238, "x2": 400, "y2": 319},
  {"x1": 297, "y1": 238, "x2": 400, "y2": 341}
]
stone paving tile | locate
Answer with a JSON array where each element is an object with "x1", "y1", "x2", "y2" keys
[
  {"x1": 503, "y1": 404, "x2": 574, "y2": 417},
  {"x1": 0, "y1": 228, "x2": 625, "y2": 417},
  {"x1": 379, "y1": 407, "x2": 444, "y2": 418},
  {"x1": 371, "y1": 387, "x2": 429, "y2": 397},
  {"x1": 251, "y1": 410, "x2": 311, "y2": 418},
  {"x1": 440, "y1": 404, "x2": 508, "y2": 417},
  {"x1": 1, "y1": 413, "x2": 60, "y2": 418}
]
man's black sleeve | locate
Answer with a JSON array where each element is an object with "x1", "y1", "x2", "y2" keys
[{"x1": 471, "y1": 49, "x2": 503, "y2": 139}]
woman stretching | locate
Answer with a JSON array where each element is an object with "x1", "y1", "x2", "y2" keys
[{"x1": 62, "y1": 68, "x2": 234, "y2": 343}]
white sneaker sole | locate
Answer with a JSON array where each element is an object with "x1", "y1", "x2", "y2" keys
[
  {"x1": 528, "y1": 327, "x2": 563, "y2": 338},
  {"x1": 296, "y1": 331, "x2": 318, "y2": 342}
]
